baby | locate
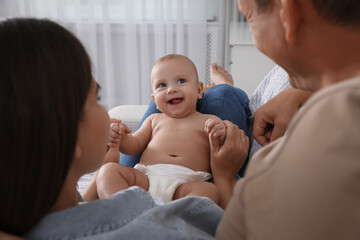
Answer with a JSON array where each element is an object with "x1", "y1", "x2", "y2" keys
[{"x1": 96, "y1": 54, "x2": 226, "y2": 203}]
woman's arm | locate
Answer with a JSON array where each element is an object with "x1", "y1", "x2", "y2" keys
[{"x1": 209, "y1": 121, "x2": 249, "y2": 209}]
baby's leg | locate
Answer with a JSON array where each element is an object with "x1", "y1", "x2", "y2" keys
[
  {"x1": 173, "y1": 181, "x2": 219, "y2": 204},
  {"x1": 96, "y1": 162, "x2": 149, "y2": 199}
]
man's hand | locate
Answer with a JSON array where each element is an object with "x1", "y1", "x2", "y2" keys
[
  {"x1": 253, "y1": 87, "x2": 313, "y2": 146},
  {"x1": 209, "y1": 121, "x2": 249, "y2": 209},
  {"x1": 205, "y1": 118, "x2": 226, "y2": 145},
  {"x1": 210, "y1": 121, "x2": 249, "y2": 180}
]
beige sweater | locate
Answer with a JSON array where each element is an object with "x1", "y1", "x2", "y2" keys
[{"x1": 216, "y1": 76, "x2": 360, "y2": 240}]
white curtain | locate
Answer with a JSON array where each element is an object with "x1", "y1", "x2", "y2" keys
[{"x1": 3, "y1": 0, "x2": 208, "y2": 109}]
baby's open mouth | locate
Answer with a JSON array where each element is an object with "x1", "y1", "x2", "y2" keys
[{"x1": 168, "y1": 98, "x2": 184, "y2": 104}]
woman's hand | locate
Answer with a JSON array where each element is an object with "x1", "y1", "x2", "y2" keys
[
  {"x1": 253, "y1": 87, "x2": 313, "y2": 146},
  {"x1": 107, "y1": 118, "x2": 131, "y2": 147},
  {"x1": 209, "y1": 121, "x2": 249, "y2": 209}
]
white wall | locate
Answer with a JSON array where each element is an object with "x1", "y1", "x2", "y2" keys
[
  {"x1": 230, "y1": 44, "x2": 276, "y2": 97},
  {"x1": 0, "y1": 1, "x2": 16, "y2": 18},
  {"x1": 229, "y1": 22, "x2": 276, "y2": 97}
]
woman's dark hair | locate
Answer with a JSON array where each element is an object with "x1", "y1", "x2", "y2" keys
[
  {"x1": 254, "y1": 0, "x2": 360, "y2": 29},
  {"x1": 0, "y1": 18, "x2": 92, "y2": 235}
]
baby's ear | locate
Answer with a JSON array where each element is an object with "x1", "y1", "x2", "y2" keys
[
  {"x1": 151, "y1": 94, "x2": 159, "y2": 109},
  {"x1": 197, "y1": 82, "x2": 204, "y2": 99}
]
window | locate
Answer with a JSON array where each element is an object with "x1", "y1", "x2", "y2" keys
[{"x1": 17, "y1": 0, "x2": 220, "y2": 23}]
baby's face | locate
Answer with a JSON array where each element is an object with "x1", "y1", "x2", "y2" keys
[{"x1": 151, "y1": 57, "x2": 203, "y2": 118}]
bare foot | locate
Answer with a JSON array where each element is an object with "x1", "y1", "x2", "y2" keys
[
  {"x1": 203, "y1": 83, "x2": 215, "y2": 93},
  {"x1": 210, "y1": 63, "x2": 234, "y2": 86}
]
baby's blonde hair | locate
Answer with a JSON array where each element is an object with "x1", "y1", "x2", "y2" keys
[{"x1": 153, "y1": 54, "x2": 199, "y2": 82}]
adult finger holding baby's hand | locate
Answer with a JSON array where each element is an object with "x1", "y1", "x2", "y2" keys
[
  {"x1": 209, "y1": 120, "x2": 249, "y2": 209},
  {"x1": 210, "y1": 121, "x2": 249, "y2": 178},
  {"x1": 108, "y1": 119, "x2": 131, "y2": 147},
  {"x1": 205, "y1": 118, "x2": 227, "y2": 144}
]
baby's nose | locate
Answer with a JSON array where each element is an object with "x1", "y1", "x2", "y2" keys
[{"x1": 167, "y1": 86, "x2": 178, "y2": 94}]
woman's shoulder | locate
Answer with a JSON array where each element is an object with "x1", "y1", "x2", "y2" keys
[
  {"x1": 25, "y1": 187, "x2": 155, "y2": 239},
  {"x1": 25, "y1": 187, "x2": 222, "y2": 240}
]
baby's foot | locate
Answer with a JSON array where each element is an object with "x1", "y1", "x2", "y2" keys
[
  {"x1": 203, "y1": 83, "x2": 215, "y2": 93},
  {"x1": 210, "y1": 63, "x2": 234, "y2": 86}
]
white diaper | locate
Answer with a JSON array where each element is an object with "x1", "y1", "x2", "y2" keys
[{"x1": 134, "y1": 163, "x2": 212, "y2": 203}]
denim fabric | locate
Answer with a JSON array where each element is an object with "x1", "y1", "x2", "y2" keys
[
  {"x1": 120, "y1": 84, "x2": 251, "y2": 176},
  {"x1": 196, "y1": 84, "x2": 250, "y2": 137},
  {"x1": 25, "y1": 187, "x2": 223, "y2": 240}
]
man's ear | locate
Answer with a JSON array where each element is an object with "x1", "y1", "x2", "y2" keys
[
  {"x1": 197, "y1": 82, "x2": 204, "y2": 99},
  {"x1": 280, "y1": 0, "x2": 300, "y2": 43}
]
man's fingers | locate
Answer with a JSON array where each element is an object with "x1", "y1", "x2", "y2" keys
[
  {"x1": 223, "y1": 121, "x2": 244, "y2": 148},
  {"x1": 209, "y1": 124, "x2": 223, "y2": 137},
  {"x1": 254, "y1": 129, "x2": 270, "y2": 146},
  {"x1": 209, "y1": 133, "x2": 220, "y2": 153},
  {"x1": 270, "y1": 124, "x2": 286, "y2": 142},
  {"x1": 253, "y1": 116, "x2": 272, "y2": 146}
]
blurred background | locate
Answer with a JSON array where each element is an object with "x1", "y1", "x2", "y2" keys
[{"x1": 0, "y1": 0, "x2": 275, "y2": 109}]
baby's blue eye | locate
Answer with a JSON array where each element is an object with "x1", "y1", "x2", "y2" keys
[
  {"x1": 158, "y1": 83, "x2": 166, "y2": 88},
  {"x1": 177, "y1": 79, "x2": 185, "y2": 84}
]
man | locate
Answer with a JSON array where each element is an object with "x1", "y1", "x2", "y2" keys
[{"x1": 213, "y1": 0, "x2": 360, "y2": 239}]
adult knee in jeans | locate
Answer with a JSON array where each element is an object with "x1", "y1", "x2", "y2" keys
[{"x1": 198, "y1": 84, "x2": 251, "y2": 137}]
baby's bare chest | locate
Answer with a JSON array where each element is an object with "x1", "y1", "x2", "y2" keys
[
  {"x1": 152, "y1": 116, "x2": 208, "y2": 141},
  {"x1": 141, "y1": 115, "x2": 212, "y2": 170}
]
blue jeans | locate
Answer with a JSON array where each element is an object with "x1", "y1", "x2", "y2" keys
[{"x1": 120, "y1": 84, "x2": 251, "y2": 177}]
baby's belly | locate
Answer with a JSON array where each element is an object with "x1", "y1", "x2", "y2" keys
[{"x1": 140, "y1": 148, "x2": 210, "y2": 173}]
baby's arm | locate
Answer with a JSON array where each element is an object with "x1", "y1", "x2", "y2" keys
[
  {"x1": 113, "y1": 116, "x2": 153, "y2": 156},
  {"x1": 205, "y1": 117, "x2": 226, "y2": 145}
]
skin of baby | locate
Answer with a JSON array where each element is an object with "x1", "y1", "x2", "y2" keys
[
  {"x1": 117, "y1": 55, "x2": 225, "y2": 172},
  {"x1": 98, "y1": 55, "x2": 226, "y2": 203}
]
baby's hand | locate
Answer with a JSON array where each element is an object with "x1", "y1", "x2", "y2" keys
[
  {"x1": 205, "y1": 118, "x2": 226, "y2": 145},
  {"x1": 108, "y1": 119, "x2": 132, "y2": 148}
]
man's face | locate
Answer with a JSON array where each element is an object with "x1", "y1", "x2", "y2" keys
[
  {"x1": 237, "y1": 0, "x2": 286, "y2": 68},
  {"x1": 237, "y1": 0, "x2": 308, "y2": 89}
]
